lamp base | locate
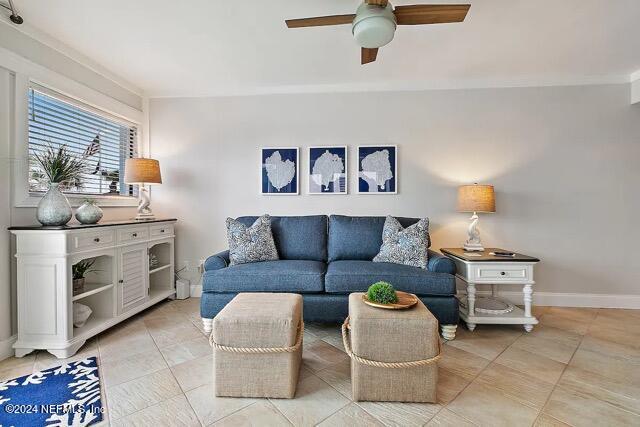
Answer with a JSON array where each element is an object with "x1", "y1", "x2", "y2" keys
[
  {"x1": 134, "y1": 212, "x2": 156, "y2": 221},
  {"x1": 463, "y1": 242, "x2": 485, "y2": 252}
]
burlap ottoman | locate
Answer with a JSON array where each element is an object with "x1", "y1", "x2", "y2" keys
[
  {"x1": 210, "y1": 293, "x2": 303, "y2": 398},
  {"x1": 343, "y1": 292, "x2": 441, "y2": 403}
]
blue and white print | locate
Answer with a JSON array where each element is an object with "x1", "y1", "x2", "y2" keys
[
  {"x1": 308, "y1": 146, "x2": 347, "y2": 194},
  {"x1": 358, "y1": 145, "x2": 397, "y2": 194},
  {"x1": 0, "y1": 357, "x2": 103, "y2": 426},
  {"x1": 261, "y1": 148, "x2": 298, "y2": 195}
]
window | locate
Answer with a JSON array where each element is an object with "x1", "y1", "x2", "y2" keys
[{"x1": 28, "y1": 85, "x2": 139, "y2": 197}]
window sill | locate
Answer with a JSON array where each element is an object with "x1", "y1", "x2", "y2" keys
[{"x1": 15, "y1": 194, "x2": 139, "y2": 208}]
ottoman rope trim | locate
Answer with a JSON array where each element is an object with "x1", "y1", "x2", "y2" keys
[
  {"x1": 342, "y1": 317, "x2": 442, "y2": 368},
  {"x1": 209, "y1": 322, "x2": 304, "y2": 354}
]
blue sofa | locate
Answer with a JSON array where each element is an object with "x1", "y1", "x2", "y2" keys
[{"x1": 200, "y1": 215, "x2": 459, "y2": 339}]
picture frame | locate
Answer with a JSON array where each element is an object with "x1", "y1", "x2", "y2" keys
[
  {"x1": 260, "y1": 147, "x2": 299, "y2": 195},
  {"x1": 357, "y1": 145, "x2": 397, "y2": 194},
  {"x1": 308, "y1": 146, "x2": 348, "y2": 195}
]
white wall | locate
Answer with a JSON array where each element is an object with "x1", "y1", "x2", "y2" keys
[
  {"x1": 150, "y1": 83, "x2": 640, "y2": 303},
  {"x1": 0, "y1": 22, "x2": 144, "y2": 359}
]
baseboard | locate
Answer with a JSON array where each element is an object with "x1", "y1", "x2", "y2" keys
[
  {"x1": 0, "y1": 335, "x2": 17, "y2": 361},
  {"x1": 190, "y1": 284, "x2": 202, "y2": 298},
  {"x1": 472, "y1": 290, "x2": 640, "y2": 309}
]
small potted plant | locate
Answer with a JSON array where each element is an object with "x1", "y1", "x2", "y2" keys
[
  {"x1": 32, "y1": 145, "x2": 85, "y2": 226},
  {"x1": 367, "y1": 281, "x2": 399, "y2": 304},
  {"x1": 72, "y1": 259, "x2": 97, "y2": 294}
]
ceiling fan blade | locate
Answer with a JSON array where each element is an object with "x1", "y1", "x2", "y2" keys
[
  {"x1": 361, "y1": 47, "x2": 378, "y2": 65},
  {"x1": 366, "y1": 0, "x2": 389, "y2": 6},
  {"x1": 285, "y1": 14, "x2": 355, "y2": 28},
  {"x1": 394, "y1": 4, "x2": 470, "y2": 25}
]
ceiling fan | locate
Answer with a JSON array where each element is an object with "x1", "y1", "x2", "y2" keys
[{"x1": 285, "y1": 1, "x2": 470, "y2": 65}]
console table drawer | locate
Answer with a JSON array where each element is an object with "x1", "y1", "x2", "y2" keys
[
  {"x1": 473, "y1": 265, "x2": 529, "y2": 281},
  {"x1": 150, "y1": 224, "x2": 173, "y2": 238},
  {"x1": 72, "y1": 230, "x2": 115, "y2": 251},
  {"x1": 117, "y1": 226, "x2": 149, "y2": 244}
]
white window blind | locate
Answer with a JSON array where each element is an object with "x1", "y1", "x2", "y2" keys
[{"x1": 28, "y1": 85, "x2": 139, "y2": 197}]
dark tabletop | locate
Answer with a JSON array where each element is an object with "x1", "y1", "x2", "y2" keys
[
  {"x1": 8, "y1": 218, "x2": 177, "y2": 231},
  {"x1": 441, "y1": 248, "x2": 540, "y2": 262}
]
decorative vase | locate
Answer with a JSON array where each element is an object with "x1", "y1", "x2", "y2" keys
[
  {"x1": 36, "y1": 183, "x2": 72, "y2": 226},
  {"x1": 73, "y1": 278, "x2": 85, "y2": 294},
  {"x1": 73, "y1": 303, "x2": 92, "y2": 328},
  {"x1": 75, "y1": 201, "x2": 103, "y2": 224}
]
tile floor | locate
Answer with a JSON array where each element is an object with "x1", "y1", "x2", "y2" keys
[{"x1": 1, "y1": 300, "x2": 639, "y2": 426}]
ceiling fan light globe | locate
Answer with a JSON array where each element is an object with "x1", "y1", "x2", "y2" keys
[{"x1": 353, "y1": 17, "x2": 395, "y2": 48}]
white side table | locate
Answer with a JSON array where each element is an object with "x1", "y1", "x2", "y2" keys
[{"x1": 441, "y1": 248, "x2": 540, "y2": 332}]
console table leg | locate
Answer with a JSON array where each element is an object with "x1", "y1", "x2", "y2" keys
[
  {"x1": 14, "y1": 348, "x2": 35, "y2": 358},
  {"x1": 467, "y1": 283, "x2": 476, "y2": 314}
]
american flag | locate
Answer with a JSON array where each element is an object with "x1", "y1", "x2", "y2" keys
[{"x1": 83, "y1": 134, "x2": 101, "y2": 158}]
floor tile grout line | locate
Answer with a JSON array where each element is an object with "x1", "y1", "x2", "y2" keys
[
  {"x1": 533, "y1": 309, "x2": 600, "y2": 426},
  {"x1": 444, "y1": 324, "x2": 544, "y2": 423}
]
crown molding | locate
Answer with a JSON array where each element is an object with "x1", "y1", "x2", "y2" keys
[{"x1": 148, "y1": 74, "x2": 630, "y2": 99}]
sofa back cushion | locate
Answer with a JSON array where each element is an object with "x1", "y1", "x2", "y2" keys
[
  {"x1": 235, "y1": 215, "x2": 328, "y2": 261},
  {"x1": 328, "y1": 215, "x2": 426, "y2": 261}
]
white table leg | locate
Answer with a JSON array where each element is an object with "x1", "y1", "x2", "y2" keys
[
  {"x1": 523, "y1": 283, "x2": 534, "y2": 332},
  {"x1": 467, "y1": 282, "x2": 476, "y2": 314}
]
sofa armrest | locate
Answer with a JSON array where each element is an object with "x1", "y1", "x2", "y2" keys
[
  {"x1": 428, "y1": 250, "x2": 456, "y2": 275},
  {"x1": 204, "y1": 250, "x2": 230, "y2": 271}
]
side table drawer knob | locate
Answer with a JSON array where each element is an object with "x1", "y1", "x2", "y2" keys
[{"x1": 500, "y1": 271, "x2": 506, "y2": 276}]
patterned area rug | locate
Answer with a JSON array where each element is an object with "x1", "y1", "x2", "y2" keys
[{"x1": 0, "y1": 357, "x2": 103, "y2": 426}]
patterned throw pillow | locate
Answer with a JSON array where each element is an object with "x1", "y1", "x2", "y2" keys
[
  {"x1": 226, "y1": 215, "x2": 279, "y2": 266},
  {"x1": 373, "y1": 216, "x2": 430, "y2": 269}
]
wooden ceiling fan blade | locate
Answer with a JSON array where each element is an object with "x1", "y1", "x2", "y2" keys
[
  {"x1": 366, "y1": 0, "x2": 389, "y2": 6},
  {"x1": 394, "y1": 4, "x2": 470, "y2": 25},
  {"x1": 285, "y1": 14, "x2": 356, "y2": 28},
  {"x1": 361, "y1": 47, "x2": 378, "y2": 65}
]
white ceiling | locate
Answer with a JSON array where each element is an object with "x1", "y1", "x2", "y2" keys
[{"x1": 11, "y1": 0, "x2": 640, "y2": 97}]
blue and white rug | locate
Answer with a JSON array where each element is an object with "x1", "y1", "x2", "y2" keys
[{"x1": 0, "y1": 356, "x2": 103, "y2": 427}]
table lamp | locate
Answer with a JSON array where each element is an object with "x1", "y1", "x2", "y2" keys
[
  {"x1": 124, "y1": 158, "x2": 162, "y2": 221},
  {"x1": 457, "y1": 183, "x2": 495, "y2": 251}
]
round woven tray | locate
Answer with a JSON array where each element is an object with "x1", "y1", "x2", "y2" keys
[{"x1": 362, "y1": 291, "x2": 418, "y2": 310}]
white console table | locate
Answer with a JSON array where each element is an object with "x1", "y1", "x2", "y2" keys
[
  {"x1": 441, "y1": 248, "x2": 540, "y2": 332},
  {"x1": 10, "y1": 219, "x2": 176, "y2": 358}
]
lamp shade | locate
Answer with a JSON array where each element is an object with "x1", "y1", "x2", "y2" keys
[
  {"x1": 457, "y1": 184, "x2": 495, "y2": 213},
  {"x1": 124, "y1": 158, "x2": 162, "y2": 184}
]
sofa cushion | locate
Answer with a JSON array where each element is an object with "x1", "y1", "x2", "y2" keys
[
  {"x1": 235, "y1": 216, "x2": 327, "y2": 262},
  {"x1": 203, "y1": 260, "x2": 325, "y2": 293},
  {"x1": 328, "y1": 215, "x2": 426, "y2": 262},
  {"x1": 325, "y1": 260, "x2": 455, "y2": 296}
]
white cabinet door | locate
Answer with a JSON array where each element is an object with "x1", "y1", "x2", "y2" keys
[{"x1": 117, "y1": 243, "x2": 148, "y2": 314}]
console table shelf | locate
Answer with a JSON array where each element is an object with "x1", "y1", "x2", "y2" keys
[
  {"x1": 9, "y1": 219, "x2": 177, "y2": 358},
  {"x1": 72, "y1": 283, "x2": 114, "y2": 302}
]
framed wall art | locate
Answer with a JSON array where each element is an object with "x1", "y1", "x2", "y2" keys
[
  {"x1": 260, "y1": 147, "x2": 299, "y2": 195},
  {"x1": 308, "y1": 146, "x2": 347, "y2": 194},
  {"x1": 357, "y1": 145, "x2": 397, "y2": 194}
]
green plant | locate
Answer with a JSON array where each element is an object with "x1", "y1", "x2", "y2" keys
[
  {"x1": 32, "y1": 144, "x2": 85, "y2": 188},
  {"x1": 367, "y1": 281, "x2": 398, "y2": 304},
  {"x1": 72, "y1": 259, "x2": 96, "y2": 280}
]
